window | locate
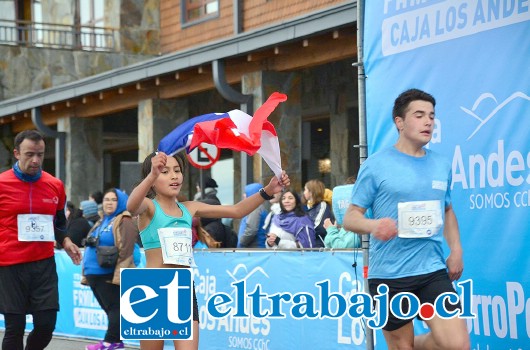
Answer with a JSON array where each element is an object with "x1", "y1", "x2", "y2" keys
[
  {"x1": 79, "y1": 0, "x2": 105, "y2": 48},
  {"x1": 0, "y1": 0, "x2": 16, "y2": 42},
  {"x1": 79, "y1": 0, "x2": 104, "y2": 27},
  {"x1": 183, "y1": 0, "x2": 219, "y2": 24}
]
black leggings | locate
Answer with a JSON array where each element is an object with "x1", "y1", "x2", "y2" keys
[
  {"x1": 2, "y1": 310, "x2": 57, "y2": 350},
  {"x1": 85, "y1": 274, "x2": 121, "y2": 343}
]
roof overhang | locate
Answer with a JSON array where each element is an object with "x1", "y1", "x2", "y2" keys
[{"x1": 0, "y1": 2, "x2": 357, "y2": 122}]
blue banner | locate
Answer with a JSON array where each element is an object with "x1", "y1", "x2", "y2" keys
[
  {"x1": 0, "y1": 250, "x2": 144, "y2": 347},
  {"x1": 364, "y1": 1, "x2": 530, "y2": 348},
  {"x1": 193, "y1": 250, "x2": 368, "y2": 349},
  {"x1": 1, "y1": 250, "x2": 372, "y2": 349}
]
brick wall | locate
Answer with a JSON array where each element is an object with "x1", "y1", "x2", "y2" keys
[{"x1": 160, "y1": 0, "x2": 348, "y2": 53}]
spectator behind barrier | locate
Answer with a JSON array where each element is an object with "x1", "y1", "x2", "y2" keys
[
  {"x1": 82, "y1": 188, "x2": 139, "y2": 350},
  {"x1": 324, "y1": 176, "x2": 360, "y2": 249},
  {"x1": 89, "y1": 190, "x2": 104, "y2": 218},
  {"x1": 238, "y1": 183, "x2": 269, "y2": 248},
  {"x1": 303, "y1": 179, "x2": 334, "y2": 248},
  {"x1": 266, "y1": 189, "x2": 316, "y2": 249},
  {"x1": 192, "y1": 217, "x2": 221, "y2": 248},
  {"x1": 65, "y1": 201, "x2": 92, "y2": 247},
  {"x1": 80, "y1": 200, "x2": 100, "y2": 227}
]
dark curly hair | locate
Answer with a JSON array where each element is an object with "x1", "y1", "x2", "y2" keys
[{"x1": 392, "y1": 88, "x2": 435, "y2": 121}]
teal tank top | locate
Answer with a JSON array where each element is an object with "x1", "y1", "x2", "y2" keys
[{"x1": 140, "y1": 200, "x2": 193, "y2": 250}]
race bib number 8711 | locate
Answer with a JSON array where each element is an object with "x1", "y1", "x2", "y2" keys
[{"x1": 120, "y1": 268, "x2": 193, "y2": 340}]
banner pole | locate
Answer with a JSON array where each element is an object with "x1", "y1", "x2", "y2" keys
[{"x1": 355, "y1": 0, "x2": 374, "y2": 349}]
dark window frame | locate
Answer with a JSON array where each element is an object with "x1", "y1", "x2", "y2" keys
[{"x1": 181, "y1": 0, "x2": 219, "y2": 28}]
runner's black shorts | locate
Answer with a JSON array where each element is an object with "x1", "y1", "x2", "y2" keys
[
  {"x1": 368, "y1": 269, "x2": 461, "y2": 332},
  {"x1": 0, "y1": 257, "x2": 59, "y2": 314}
]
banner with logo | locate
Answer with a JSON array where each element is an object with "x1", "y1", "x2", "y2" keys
[
  {"x1": 363, "y1": 1, "x2": 530, "y2": 348},
  {"x1": 0, "y1": 250, "x2": 369, "y2": 349},
  {"x1": 194, "y1": 250, "x2": 367, "y2": 350}
]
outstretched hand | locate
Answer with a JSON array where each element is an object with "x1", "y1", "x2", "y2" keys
[{"x1": 265, "y1": 171, "x2": 290, "y2": 194}]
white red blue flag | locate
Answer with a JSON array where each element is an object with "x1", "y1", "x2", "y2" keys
[{"x1": 158, "y1": 92, "x2": 287, "y2": 177}]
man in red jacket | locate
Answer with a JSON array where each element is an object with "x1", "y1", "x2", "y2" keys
[{"x1": 0, "y1": 130, "x2": 81, "y2": 350}]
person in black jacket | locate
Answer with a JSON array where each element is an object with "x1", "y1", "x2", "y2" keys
[
  {"x1": 204, "y1": 178, "x2": 221, "y2": 203},
  {"x1": 303, "y1": 179, "x2": 334, "y2": 247},
  {"x1": 65, "y1": 201, "x2": 92, "y2": 247},
  {"x1": 199, "y1": 198, "x2": 229, "y2": 247}
]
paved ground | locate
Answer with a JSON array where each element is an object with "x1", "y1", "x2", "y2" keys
[{"x1": 0, "y1": 331, "x2": 140, "y2": 349}]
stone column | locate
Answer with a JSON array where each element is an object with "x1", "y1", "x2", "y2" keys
[
  {"x1": 0, "y1": 127, "x2": 13, "y2": 172},
  {"x1": 138, "y1": 99, "x2": 185, "y2": 160},
  {"x1": 58, "y1": 116, "x2": 103, "y2": 206},
  {"x1": 137, "y1": 98, "x2": 190, "y2": 193},
  {"x1": 242, "y1": 71, "x2": 303, "y2": 191},
  {"x1": 329, "y1": 90, "x2": 352, "y2": 187}
]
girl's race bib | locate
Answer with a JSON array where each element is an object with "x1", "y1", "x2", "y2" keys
[{"x1": 158, "y1": 227, "x2": 196, "y2": 267}]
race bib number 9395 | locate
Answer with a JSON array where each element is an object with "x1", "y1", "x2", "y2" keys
[{"x1": 397, "y1": 200, "x2": 443, "y2": 238}]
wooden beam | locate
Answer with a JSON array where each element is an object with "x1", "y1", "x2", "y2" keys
[
  {"x1": 246, "y1": 49, "x2": 275, "y2": 62},
  {"x1": 74, "y1": 89, "x2": 158, "y2": 118},
  {"x1": 269, "y1": 33, "x2": 356, "y2": 71}
]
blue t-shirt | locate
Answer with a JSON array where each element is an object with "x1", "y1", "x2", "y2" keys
[
  {"x1": 350, "y1": 146, "x2": 452, "y2": 279},
  {"x1": 83, "y1": 219, "x2": 116, "y2": 275}
]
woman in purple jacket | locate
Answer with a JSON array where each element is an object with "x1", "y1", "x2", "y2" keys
[{"x1": 265, "y1": 189, "x2": 316, "y2": 249}]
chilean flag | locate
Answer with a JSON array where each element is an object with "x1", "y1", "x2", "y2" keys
[{"x1": 158, "y1": 92, "x2": 287, "y2": 177}]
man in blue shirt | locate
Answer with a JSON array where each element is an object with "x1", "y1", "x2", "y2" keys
[{"x1": 343, "y1": 89, "x2": 469, "y2": 349}]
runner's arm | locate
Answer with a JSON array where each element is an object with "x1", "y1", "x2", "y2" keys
[{"x1": 444, "y1": 205, "x2": 464, "y2": 281}]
